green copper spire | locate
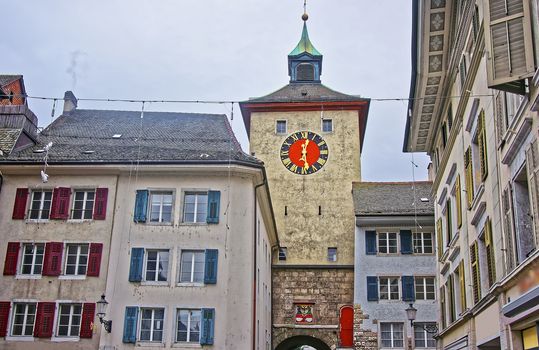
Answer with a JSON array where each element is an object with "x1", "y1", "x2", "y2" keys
[{"x1": 289, "y1": 22, "x2": 322, "y2": 57}]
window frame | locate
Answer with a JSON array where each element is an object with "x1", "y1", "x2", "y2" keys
[
  {"x1": 70, "y1": 189, "x2": 95, "y2": 220},
  {"x1": 179, "y1": 250, "x2": 205, "y2": 284},
  {"x1": 414, "y1": 276, "x2": 436, "y2": 301},
  {"x1": 278, "y1": 247, "x2": 287, "y2": 261},
  {"x1": 182, "y1": 191, "x2": 208, "y2": 224},
  {"x1": 143, "y1": 249, "x2": 169, "y2": 283},
  {"x1": 414, "y1": 322, "x2": 436, "y2": 348},
  {"x1": 380, "y1": 322, "x2": 404, "y2": 348},
  {"x1": 28, "y1": 190, "x2": 53, "y2": 221},
  {"x1": 138, "y1": 307, "x2": 165, "y2": 343},
  {"x1": 275, "y1": 120, "x2": 287, "y2": 134},
  {"x1": 148, "y1": 190, "x2": 174, "y2": 224},
  {"x1": 327, "y1": 247, "x2": 337, "y2": 262},
  {"x1": 56, "y1": 303, "x2": 82, "y2": 338},
  {"x1": 20, "y1": 242, "x2": 45, "y2": 276},
  {"x1": 413, "y1": 232, "x2": 433, "y2": 254},
  {"x1": 378, "y1": 232, "x2": 398, "y2": 254},
  {"x1": 321, "y1": 118, "x2": 333, "y2": 133},
  {"x1": 175, "y1": 308, "x2": 202, "y2": 343},
  {"x1": 379, "y1": 277, "x2": 400, "y2": 301},
  {"x1": 63, "y1": 243, "x2": 89, "y2": 276},
  {"x1": 10, "y1": 302, "x2": 37, "y2": 337}
]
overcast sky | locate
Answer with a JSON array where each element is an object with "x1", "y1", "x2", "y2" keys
[{"x1": 2, "y1": 0, "x2": 430, "y2": 181}]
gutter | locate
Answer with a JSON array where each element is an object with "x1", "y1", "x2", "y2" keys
[
  {"x1": 403, "y1": 0, "x2": 420, "y2": 152},
  {"x1": 0, "y1": 159, "x2": 264, "y2": 168}
]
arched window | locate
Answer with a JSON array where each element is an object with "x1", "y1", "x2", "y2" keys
[
  {"x1": 296, "y1": 63, "x2": 315, "y2": 81},
  {"x1": 339, "y1": 306, "x2": 354, "y2": 347}
]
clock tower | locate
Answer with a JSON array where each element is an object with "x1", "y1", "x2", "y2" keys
[{"x1": 240, "y1": 11, "x2": 370, "y2": 350}]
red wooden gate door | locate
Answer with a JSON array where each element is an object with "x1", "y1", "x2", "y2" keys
[{"x1": 340, "y1": 306, "x2": 354, "y2": 347}]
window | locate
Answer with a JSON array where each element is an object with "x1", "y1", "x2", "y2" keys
[
  {"x1": 414, "y1": 323, "x2": 436, "y2": 347},
  {"x1": 378, "y1": 232, "x2": 397, "y2": 254},
  {"x1": 296, "y1": 63, "x2": 315, "y2": 81},
  {"x1": 322, "y1": 119, "x2": 333, "y2": 132},
  {"x1": 470, "y1": 241, "x2": 481, "y2": 304},
  {"x1": 483, "y1": 219, "x2": 496, "y2": 288},
  {"x1": 11, "y1": 303, "x2": 36, "y2": 336},
  {"x1": 183, "y1": 192, "x2": 208, "y2": 223},
  {"x1": 149, "y1": 192, "x2": 173, "y2": 223},
  {"x1": 413, "y1": 232, "x2": 433, "y2": 254},
  {"x1": 445, "y1": 199, "x2": 453, "y2": 245},
  {"x1": 464, "y1": 147, "x2": 475, "y2": 208},
  {"x1": 327, "y1": 247, "x2": 337, "y2": 262},
  {"x1": 71, "y1": 190, "x2": 95, "y2": 220},
  {"x1": 176, "y1": 309, "x2": 201, "y2": 343},
  {"x1": 380, "y1": 323, "x2": 404, "y2": 348},
  {"x1": 276, "y1": 120, "x2": 287, "y2": 134},
  {"x1": 21, "y1": 243, "x2": 44, "y2": 275},
  {"x1": 278, "y1": 247, "x2": 287, "y2": 261},
  {"x1": 415, "y1": 277, "x2": 436, "y2": 300},
  {"x1": 139, "y1": 308, "x2": 164, "y2": 342},
  {"x1": 179, "y1": 251, "x2": 204, "y2": 283},
  {"x1": 145, "y1": 250, "x2": 169, "y2": 282},
  {"x1": 57, "y1": 304, "x2": 82, "y2": 337},
  {"x1": 64, "y1": 244, "x2": 89, "y2": 276},
  {"x1": 29, "y1": 190, "x2": 52, "y2": 220},
  {"x1": 379, "y1": 277, "x2": 399, "y2": 300}
]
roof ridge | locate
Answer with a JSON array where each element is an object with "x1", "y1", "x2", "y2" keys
[{"x1": 75, "y1": 108, "x2": 226, "y2": 117}]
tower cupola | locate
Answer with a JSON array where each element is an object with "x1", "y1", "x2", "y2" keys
[{"x1": 288, "y1": 13, "x2": 323, "y2": 83}]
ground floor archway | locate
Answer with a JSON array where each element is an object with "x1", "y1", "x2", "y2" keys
[{"x1": 275, "y1": 335, "x2": 332, "y2": 350}]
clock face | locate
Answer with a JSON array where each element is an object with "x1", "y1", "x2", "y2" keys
[{"x1": 280, "y1": 131, "x2": 329, "y2": 175}]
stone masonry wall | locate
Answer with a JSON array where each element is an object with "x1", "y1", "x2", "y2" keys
[
  {"x1": 353, "y1": 304, "x2": 377, "y2": 350},
  {"x1": 272, "y1": 268, "x2": 354, "y2": 349}
]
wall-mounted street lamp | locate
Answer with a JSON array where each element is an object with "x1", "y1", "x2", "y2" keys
[
  {"x1": 405, "y1": 303, "x2": 438, "y2": 334},
  {"x1": 96, "y1": 294, "x2": 112, "y2": 333}
]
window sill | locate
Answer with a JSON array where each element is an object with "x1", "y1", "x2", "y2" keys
[
  {"x1": 177, "y1": 282, "x2": 204, "y2": 287},
  {"x1": 58, "y1": 275, "x2": 86, "y2": 280},
  {"x1": 15, "y1": 274, "x2": 42, "y2": 280},
  {"x1": 51, "y1": 336, "x2": 80, "y2": 342},
  {"x1": 412, "y1": 252, "x2": 435, "y2": 256},
  {"x1": 171, "y1": 343, "x2": 202, "y2": 348},
  {"x1": 25, "y1": 219, "x2": 49, "y2": 224},
  {"x1": 146, "y1": 222, "x2": 174, "y2": 226},
  {"x1": 141, "y1": 281, "x2": 170, "y2": 286},
  {"x1": 179, "y1": 222, "x2": 208, "y2": 227},
  {"x1": 5, "y1": 336, "x2": 34, "y2": 341},
  {"x1": 136, "y1": 341, "x2": 166, "y2": 347},
  {"x1": 67, "y1": 219, "x2": 93, "y2": 224}
]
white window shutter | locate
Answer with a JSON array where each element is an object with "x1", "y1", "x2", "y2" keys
[
  {"x1": 525, "y1": 139, "x2": 539, "y2": 246},
  {"x1": 484, "y1": 0, "x2": 535, "y2": 93}
]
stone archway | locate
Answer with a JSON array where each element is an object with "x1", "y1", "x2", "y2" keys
[{"x1": 275, "y1": 335, "x2": 332, "y2": 350}]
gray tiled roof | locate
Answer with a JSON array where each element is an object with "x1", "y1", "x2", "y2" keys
[
  {"x1": 1, "y1": 109, "x2": 261, "y2": 166},
  {"x1": 0, "y1": 75, "x2": 22, "y2": 87},
  {"x1": 246, "y1": 83, "x2": 366, "y2": 103},
  {"x1": 353, "y1": 181, "x2": 434, "y2": 216},
  {"x1": 0, "y1": 128, "x2": 21, "y2": 155}
]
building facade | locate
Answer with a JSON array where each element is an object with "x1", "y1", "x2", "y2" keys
[
  {"x1": 353, "y1": 182, "x2": 437, "y2": 350},
  {"x1": 240, "y1": 15, "x2": 370, "y2": 350},
  {"x1": 405, "y1": 0, "x2": 539, "y2": 349},
  {"x1": 0, "y1": 87, "x2": 278, "y2": 349}
]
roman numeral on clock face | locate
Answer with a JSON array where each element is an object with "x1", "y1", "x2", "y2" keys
[{"x1": 280, "y1": 130, "x2": 329, "y2": 175}]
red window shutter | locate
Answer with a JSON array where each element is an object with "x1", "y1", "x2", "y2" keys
[
  {"x1": 12, "y1": 188, "x2": 29, "y2": 219},
  {"x1": 3, "y1": 242, "x2": 20, "y2": 275},
  {"x1": 339, "y1": 306, "x2": 354, "y2": 347},
  {"x1": 50, "y1": 187, "x2": 71, "y2": 220},
  {"x1": 43, "y1": 242, "x2": 63, "y2": 276},
  {"x1": 80, "y1": 303, "x2": 95, "y2": 338},
  {"x1": 93, "y1": 188, "x2": 108, "y2": 220},
  {"x1": 86, "y1": 243, "x2": 103, "y2": 277},
  {"x1": 34, "y1": 302, "x2": 55, "y2": 338},
  {"x1": 0, "y1": 302, "x2": 11, "y2": 337}
]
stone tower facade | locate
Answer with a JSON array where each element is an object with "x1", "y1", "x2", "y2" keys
[{"x1": 240, "y1": 16, "x2": 370, "y2": 350}]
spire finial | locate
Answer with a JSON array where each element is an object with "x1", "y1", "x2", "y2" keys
[{"x1": 302, "y1": 0, "x2": 309, "y2": 21}]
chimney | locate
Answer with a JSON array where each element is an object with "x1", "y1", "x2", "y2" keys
[{"x1": 63, "y1": 91, "x2": 78, "y2": 113}]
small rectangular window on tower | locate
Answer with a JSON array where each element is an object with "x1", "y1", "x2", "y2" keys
[
  {"x1": 276, "y1": 120, "x2": 287, "y2": 134},
  {"x1": 327, "y1": 247, "x2": 337, "y2": 262},
  {"x1": 278, "y1": 247, "x2": 287, "y2": 261},
  {"x1": 322, "y1": 119, "x2": 333, "y2": 132}
]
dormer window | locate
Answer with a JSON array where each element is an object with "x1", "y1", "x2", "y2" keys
[{"x1": 296, "y1": 63, "x2": 315, "y2": 81}]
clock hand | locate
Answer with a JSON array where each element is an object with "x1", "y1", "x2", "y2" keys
[{"x1": 300, "y1": 139, "x2": 309, "y2": 168}]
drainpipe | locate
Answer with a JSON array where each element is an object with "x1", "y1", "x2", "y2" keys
[{"x1": 253, "y1": 174, "x2": 266, "y2": 350}]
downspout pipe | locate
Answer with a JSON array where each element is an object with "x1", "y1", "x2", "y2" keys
[{"x1": 253, "y1": 173, "x2": 266, "y2": 350}]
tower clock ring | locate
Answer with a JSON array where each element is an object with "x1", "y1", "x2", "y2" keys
[{"x1": 280, "y1": 131, "x2": 329, "y2": 175}]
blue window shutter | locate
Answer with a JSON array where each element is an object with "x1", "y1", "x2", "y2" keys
[
  {"x1": 122, "y1": 306, "x2": 138, "y2": 343},
  {"x1": 367, "y1": 276, "x2": 378, "y2": 301},
  {"x1": 128, "y1": 248, "x2": 144, "y2": 282},
  {"x1": 400, "y1": 230, "x2": 413, "y2": 254},
  {"x1": 365, "y1": 230, "x2": 377, "y2": 255},
  {"x1": 204, "y1": 249, "x2": 218, "y2": 284},
  {"x1": 206, "y1": 191, "x2": 220, "y2": 224},
  {"x1": 200, "y1": 308, "x2": 215, "y2": 345},
  {"x1": 133, "y1": 190, "x2": 148, "y2": 223},
  {"x1": 402, "y1": 276, "x2": 415, "y2": 301}
]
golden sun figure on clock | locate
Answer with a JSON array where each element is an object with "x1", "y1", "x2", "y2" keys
[{"x1": 280, "y1": 130, "x2": 329, "y2": 175}]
